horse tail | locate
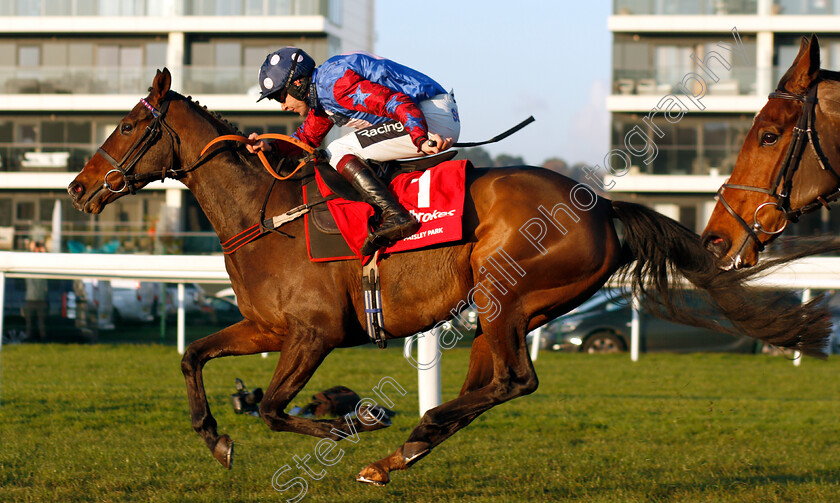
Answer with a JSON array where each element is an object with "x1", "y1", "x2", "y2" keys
[{"x1": 610, "y1": 200, "x2": 831, "y2": 358}]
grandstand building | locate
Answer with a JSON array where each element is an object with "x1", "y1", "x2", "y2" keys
[
  {"x1": 608, "y1": 0, "x2": 839, "y2": 236},
  {"x1": 0, "y1": 0, "x2": 373, "y2": 253}
]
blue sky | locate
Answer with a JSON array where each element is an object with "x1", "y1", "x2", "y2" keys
[{"x1": 374, "y1": 2, "x2": 612, "y2": 166}]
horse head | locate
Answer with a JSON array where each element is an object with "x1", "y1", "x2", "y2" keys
[
  {"x1": 69, "y1": 68, "x2": 177, "y2": 214},
  {"x1": 701, "y1": 34, "x2": 840, "y2": 269}
]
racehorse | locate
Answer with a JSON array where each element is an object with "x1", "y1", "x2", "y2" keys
[
  {"x1": 67, "y1": 68, "x2": 831, "y2": 486},
  {"x1": 702, "y1": 34, "x2": 840, "y2": 270}
]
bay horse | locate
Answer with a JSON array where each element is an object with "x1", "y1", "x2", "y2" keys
[
  {"x1": 702, "y1": 34, "x2": 840, "y2": 270},
  {"x1": 67, "y1": 68, "x2": 831, "y2": 486}
]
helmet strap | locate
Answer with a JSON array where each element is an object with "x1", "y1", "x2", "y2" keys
[{"x1": 287, "y1": 75, "x2": 310, "y2": 101}]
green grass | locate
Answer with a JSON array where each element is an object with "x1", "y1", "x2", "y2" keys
[{"x1": 1, "y1": 344, "x2": 840, "y2": 502}]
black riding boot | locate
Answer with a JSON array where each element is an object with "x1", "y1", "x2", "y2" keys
[{"x1": 338, "y1": 156, "x2": 420, "y2": 255}]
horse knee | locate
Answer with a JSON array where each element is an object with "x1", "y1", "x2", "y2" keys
[{"x1": 180, "y1": 345, "x2": 201, "y2": 376}]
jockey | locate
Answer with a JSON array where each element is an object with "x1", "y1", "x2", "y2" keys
[{"x1": 247, "y1": 47, "x2": 460, "y2": 256}]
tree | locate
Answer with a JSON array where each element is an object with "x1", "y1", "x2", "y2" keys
[
  {"x1": 493, "y1": 154, "x2": 526, "y2": 167},
  {"x1": 459, "y1": 147, "x2": 494, "y2": 167},
  {"x1": 542, "y1": 157, "x2": 568, "y2": 174}
]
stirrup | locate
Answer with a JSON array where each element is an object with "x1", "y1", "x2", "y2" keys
[{"x1": 361, "y1": 233, "x2": 393, "y2": 257}]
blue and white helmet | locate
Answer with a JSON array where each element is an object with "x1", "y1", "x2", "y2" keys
[{"x1": 257, "y1": 47, "x2": 316, "y2": 102}]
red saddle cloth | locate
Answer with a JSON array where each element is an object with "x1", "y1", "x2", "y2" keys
[{"x1": 315, "y1": 159, "x2": 468, "y2": 259}]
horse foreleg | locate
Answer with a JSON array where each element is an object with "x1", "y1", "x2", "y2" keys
[
  {"x1": 180, "y1": 319, "x2": 281, "y2": 469},
  {"x1": 357, "y1": 320, "x2": 535, "y2": 486},
  {"x1": 258, "y1": 338, "x2": 392, "y2": 439}
]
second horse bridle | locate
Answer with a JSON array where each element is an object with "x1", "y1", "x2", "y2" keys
[{"x1": 716, "y1": 75, "x2": 840, "y2": 255}]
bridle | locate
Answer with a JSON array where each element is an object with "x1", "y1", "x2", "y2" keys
[
  {"x1": 97, "y1": 92, "x2": 184, "y2": 194},
  {"x1": 716, "y1": 76, "x2": 840, "y2": 255},
  {"x1": 92, "y1": 91, "x2": 322, "y2": 253},
  {"x1": 96, "y1": 91, "x2": 315, "y2": 195}
]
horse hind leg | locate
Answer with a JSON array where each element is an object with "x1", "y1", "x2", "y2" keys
[
  {"x1": 356, "y1": 317, "x2": 537, "y2": 486},
  {"x1": 180, "y1": 319, "x2": 283, "y2": 469}
]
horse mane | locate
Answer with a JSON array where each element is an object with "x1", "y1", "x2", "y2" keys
[
  {"x1": 158, "y1": 89, "x2": 244, "y2": 137},
  {"x1": 158, "y1": 89, "x2": 292, "y2": 173},
  {"x1": 820, "y1": 69, "x2": 840, "y2": 82}
]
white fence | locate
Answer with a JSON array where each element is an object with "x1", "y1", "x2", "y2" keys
[{"x1": 3, "y1": 252, "x2": 840, "y2": 411}]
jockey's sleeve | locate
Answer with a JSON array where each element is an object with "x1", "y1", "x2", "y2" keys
[
  {"x1": 333, "y1": 69, "x2": 430, "y2": 150},
  {"x1": 269, "y1": 108, "x2": 333, "y2": 155}
]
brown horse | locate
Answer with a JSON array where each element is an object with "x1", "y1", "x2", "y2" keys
[
  {"x1": 67, "y1": 69, "x2": 831, "y2": 486},
  {"x1": 702, "y1": 34, "x2": 840, "y2": 270}
]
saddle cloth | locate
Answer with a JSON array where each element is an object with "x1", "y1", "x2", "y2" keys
[{"x1": 308, "y1": 159, "x2": 468, "y2": 260}]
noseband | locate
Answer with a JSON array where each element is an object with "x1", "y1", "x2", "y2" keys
[
  {"x1": 97, "y1": 93, "x2": 181, "y2": 194},
  {"x1": 716, "y1": 77, "x2": 840, "y2": 254}
]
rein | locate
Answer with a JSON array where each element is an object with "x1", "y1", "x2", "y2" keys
[
  {"x1": 97, "y1": 93, "x2": 316, "y2": 194},
  {"x1": 97, "y1": 93, "x2": 324, "y2": 254},
  {"x1": 716, "y1": 76, "x2": 840, "y2": 252},
  {"x1": 200, "y1": 133, "x2": 315, "y2": 180}
]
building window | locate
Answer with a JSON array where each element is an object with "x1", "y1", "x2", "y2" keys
[
  {"x1": 0, "y1": 37, "x2": 164, "y2": 94},
  {"x1": 615, "y1": 0, "x2": 757, "y2": 15},
  {"x1": 613, "y1": 34, "x2": 756, "y2": 96},
  {"x1": 267, "y1": 0, "x2": 294, "y2": 15},
  {"x1": 0, "y1": 199, "x2": 11, "y2": 226},
  {"x1": 16, "y1": 201, "x2": 35, "y2": 221},
  {"x1": 328, "y1": 0, "x2": 342, "y2": 25},
  {"x1": 184, "y1": 0, "x2": 337, "y2": 16},
  {"x1": 774, "y1": 0, "x2": 839, "y2": 14},
  {"x1": 184, "y1": 36, "x2": 328, "y2": 94},
  {"x1": 612, "y1": 113, "x2": 751, "y2": 175},
  {"x1": 775, "y1": 34, "x2": 840, "y2": 84}
]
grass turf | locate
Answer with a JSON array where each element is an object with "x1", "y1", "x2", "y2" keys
[{"x1": 1, "y1": 344, "x2": 839, "y2": 502}]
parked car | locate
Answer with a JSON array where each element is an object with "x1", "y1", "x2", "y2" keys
[
  {"x1": 165, "y1": 283, "x2": 206, "y2": 315},
  {"x1": 111, "y1": 279, "x2": 158, "y2": 323},
  {"x1": 214, "y1": 287, "x2": 237, "y2": 305},
  {"x1": 201, "y1": 295, "x2": 244, "y2": 326},
  {"x1": 543, "y1": 289, "x2": 760, "y2": 354}
]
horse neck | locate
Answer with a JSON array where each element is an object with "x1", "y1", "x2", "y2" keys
[{"x1": 170, "y1": 101, "x2": 300, "y2": 242}]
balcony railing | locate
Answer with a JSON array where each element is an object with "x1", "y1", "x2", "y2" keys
[
  {"x1": 0, "y1": 65, "x2": 157, "y2": 95},
  {"x1": 184, "y1": 0, "x2": 330, "y2": 16},
  {"x1": 0, "y1": 66, "x2": 263, "y2": 96},
  {"x1": 772, "y1": 0, "x2": 840, "y2": 14},
  {"x1": 614, "y1": 0, "x2": 758, "y2": 15},
  {"x1": 0, "y1": 0, "x2": 339, "y2": 18},
  {"x1": 0, "y1": 144, "x2": 95, "y2": 173},
  {"x1": 0, "y1": 0, "x2": 169, "y2": 16},
  {"x1": 182, "y1": 66, "x2": 254, "y2": 95},
  {"x1": 613, "y1": 66, "x2": 757, "y2": 96}
]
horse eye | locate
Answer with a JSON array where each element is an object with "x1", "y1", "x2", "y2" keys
[
  {"x1": 120, "y1": 123, "x2": 133, "y2": 134},
  {"x1": 760, "y1": 132, "x2": 778, "y2": 145}
]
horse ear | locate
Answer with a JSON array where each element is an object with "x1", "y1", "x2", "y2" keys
[
  {"x1": 149, "y1": 68, "x2": 172, "y2": 104},
  {"x1": 778, "y1": 34, "x2": 821, "y2": 94}
]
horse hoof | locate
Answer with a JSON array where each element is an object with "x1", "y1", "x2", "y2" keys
[
  {"x1": 212, "y1": 434, "x2": 234, "y2": 469},
  {"x1": 356, "y1": 465, "x2": 389, "y2": 486},
  {"x1": 359, "y1": 405, "x2": 392, "y2": 428}
]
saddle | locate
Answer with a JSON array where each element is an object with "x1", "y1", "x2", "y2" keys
[
  {"x1": 302, "y1": 150, "x2": 460, "y2": 262},
  {"x1": 314, "y1": 150, "x2": 458, "y2": 201}
]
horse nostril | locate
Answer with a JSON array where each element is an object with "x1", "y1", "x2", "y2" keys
[
  {"x1": 68, "y1": 182, "x2": 85, "y2": 199},
  {"x1": 702, "y1": 234, "x2": 728, "y2": 259}
]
